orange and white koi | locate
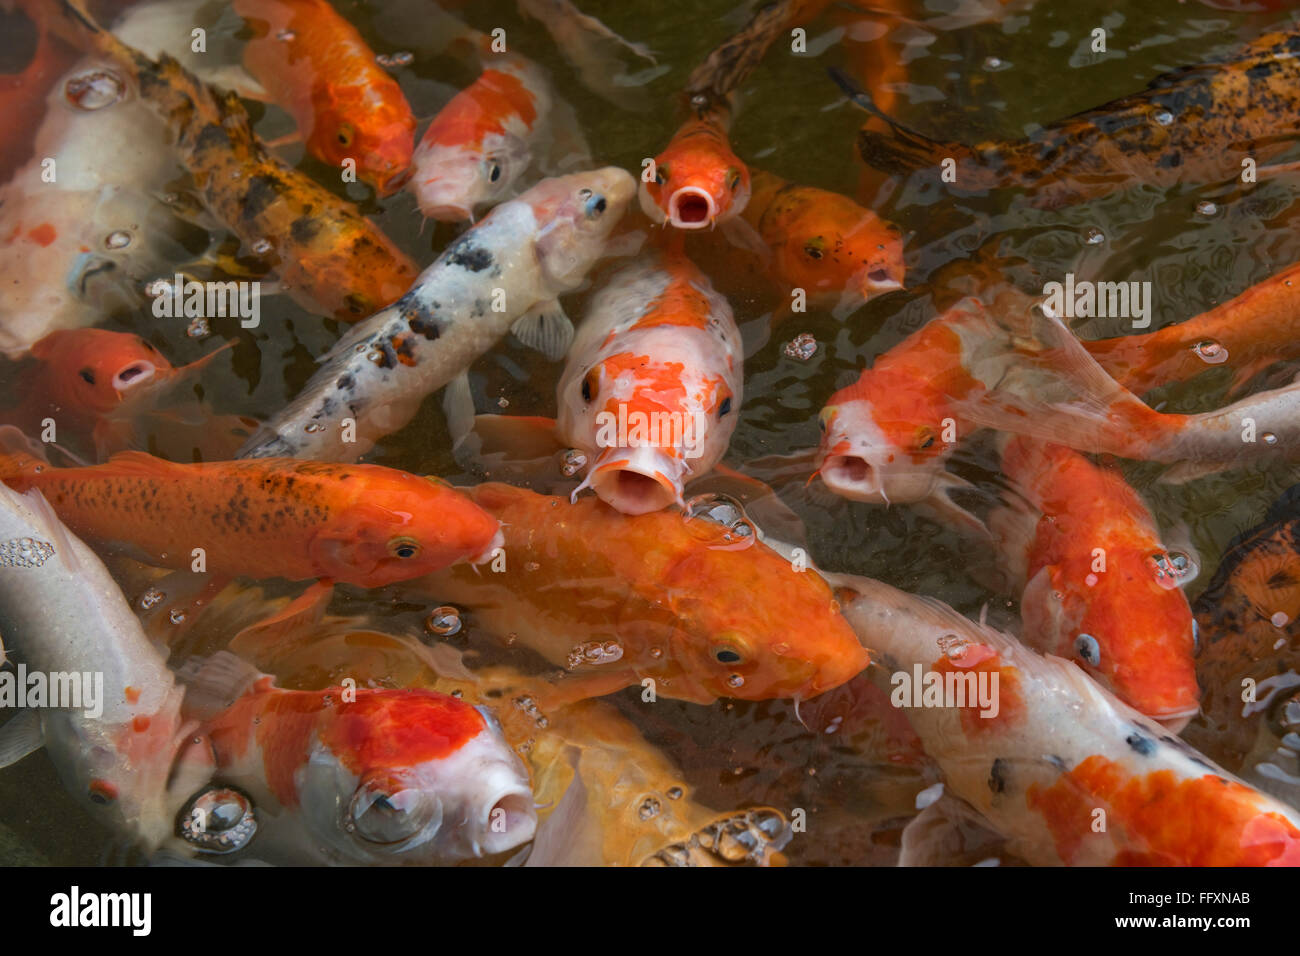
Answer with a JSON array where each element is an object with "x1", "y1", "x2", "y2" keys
[
  {"x1": 410, "y1": 30, "x2": 554, "y2": 222},
  {"x1": 837, "y1": 573, "x2": 1300, "y2": 866},
  {"x1": 234, "y1": 0, "x2": 415, "y2": 196},
  {"x1": 411, "y1": 482, "x2": 869, "y2": 706},
  {"x1": 0, "y1": 483, "x2": 202, "y2": 849},
  {"x1": 0, "y1": 448, "x2": 502, "y2": 589},
  {"x1": 180, "y1": 652, "x2": 535, "y2": 864},
  {"x1": 989, "y1": 437, "x2": 1200, "y2": 726},
  {"x1": 558, "y1": 250, "x2": 742, "y2": 514},
  {"x1": 816, "y1": 294, "x2": 1300, "y2": 510},
  {"x1": 239, "y1": 168, "x2": 635, "y2": 462},
  {"x1": 640, "y1": 103, "x2": 750, "y2": 230}
]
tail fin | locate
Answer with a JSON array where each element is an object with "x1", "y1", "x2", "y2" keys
[{"x1": 829, "y1": 67, "x2": 970, "y2": 177}]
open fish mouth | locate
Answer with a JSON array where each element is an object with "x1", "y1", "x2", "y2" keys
[
  {"x1": 667, "y1": 187, "x2": 718, "y2": 228},
  {"x1": 818, "y1": 454, "x2": 888, "y2": 503},
  {"x1": 576, "y1": 448, "x2": 685, "y2": 515}
]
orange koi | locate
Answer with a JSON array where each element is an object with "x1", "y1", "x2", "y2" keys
[
  {"x1": 837, "y1": 573, "x2": 1300, "y2": 866},
  {"x1": 640, "y1": 105, "x2": 750, "y2": 229},
  {"x1": 992, "y1": 437, "x2": 1199, "y2": 726},
  {"x1": 234, "y1": 0, "x2": 416, "y2": 195},
  {"x1": 0, "y1": 449, "x2": 502, "y2": 589},
  {"x1": 410, "y1": 482, "x2": 869, "y2": 706}
]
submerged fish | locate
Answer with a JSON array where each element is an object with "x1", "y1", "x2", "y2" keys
[
  {"x1": 1084, "y1": 260, "x2": 1300, "y2": 397},
  {"x1": 837, "y1": 573, "x2": 1300, "y2": 865},
  {"x1": 737, "y1": 169, "x2": 905, "y2": 319},
  {"x1": 234, "y1": 0, "x2": 415, "y2": 195},
  {"x1": 0, "y1": 448, "x2": 501, "y2": 588},
  {"x1": 181, "y1": 652, "x2": 535, "y2": 864},
  {"x1": 55, "y1": 0, "x2": 417, "y2": 321},
  {"x1": 409, "y1": 24, "x2": 555, "y2": 222},
  {"x1": 0, "y1": 483, "x2": 201, "y2": 850},
  {"x1": 989, "y1": 437, "x2": 1199, "y2": 726},
  {"x1": 238, "y1": 167, "x2": 635, "y2": 463},
  {"x1": 640, "y1": 105, "x2": 750, "y2": 229},
  {"x1": 410, "y1": 482, "x2": 869, "y2": 705},
  {"x1": 843, "y1": 29, "x2": 1300, "y2": 208},
  {"x1": 558, "y1": 250, "x2": 743, "y2": 514}
]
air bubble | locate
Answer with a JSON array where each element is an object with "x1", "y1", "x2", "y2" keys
[
  {"x1": 304, "y1": 423, "x2": 326, "y2": 433},
  {"x1": 1084, "y1": 227, "x2": 1105, "y2": 245},
  {"x1": 1153, "y1": 109, "x2": 1174, "y2": 126},
  {"x1": 169, "y1": 608, "x2": 187, "y2": 625},
  {"x1": 1263, "y1": 432, "x2": 1279, "y2": 446},
  {"x1": 560, "y1": 449, "x2": 587, "y2": 477},
  {"x1": 425, "y1": 606, "x2": 462, "y2": 637},
  {"x1": 783, "y1": 333, "x2": 817, "y2": 362},
  {"x1": 667, "y1": 786, "x2": 683, "y2": 800},
  {"x1": 64, "y1": 69, "x2": 125, "y2": 110},
  {"x1": 251, "y1": 239, "x2": 272, "y2": 256},
  {"x1": 1195, "y1": 200, "x2": 1218, "y2": 217},
  {"x1": 138, "y1": 588, "x2": 165, "y2": 610},
  {"x1": 1193, "y1": 340, "x2": 1228, "y2": 364},
  {"x1": 178, "y1": 786, "x2": 257, "y2": 854},
  {"x1": 566, "y1": 639, "x2": 624, "y2": 669},
  {"x1": 376, "y1": 51, "x2": 414, "y2": 67},
  {"x1": 186, "y1": 318, "x2": 211, "y2": 339},
  {"x1": 937, "y1": 633, "x2": 970, "y2": 660},
  {"x1": 104, "y1": 230, "x2": 131, "y2": 250},
  {"x1": 638, "y1": 797, "x2": 661, "y2": 820},
  {"x1": 1273, "y1": 611, "x2": 1290, "y2": 628},
  {"x1": 276, "y1": 29, "x2": 296, "y2": 41}
]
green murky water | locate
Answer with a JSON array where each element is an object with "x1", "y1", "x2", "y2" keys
[{"x1": 3, "y1": 0, "x2": 1299, "y2": 865}]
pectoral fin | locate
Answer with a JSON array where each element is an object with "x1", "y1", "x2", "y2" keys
[
  {"x1": 511, "y1": 300, "x2": 575, "y2": 361},
  {"x1": 0, "y1": 710, "x2": 43, "y2": 768}
]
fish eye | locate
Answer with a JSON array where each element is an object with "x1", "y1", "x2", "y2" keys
[
  {"x1": 487, "y1": 160, "x2": 503, "y2": 183},
  {"x1": 712, "y1": 645, "x2": 743, "y2": 665},
  {"x1": 585, "y1": 194, "x2": 607, "y2": 218},
  {"x1": 344, "y1": 293, "x2": 371, "y2": 316},
  {"x1": 804, "y1": 239, "x2": 825, "y2": 261},
  {"x1": 915, "y1": 427, "x2": 934, "y2": 450},
  {"x1": 337, "y1": 124, "x2": 355, "y2": 147},
  {"x1": 718, "y1": 396, "x2": 732, "y2": 417},
  {"x1": 78, "y1": 367, "x2": 96, "y2": 385},
  {"x1": 654, "y1": 164, "x2": 669, "y2": 186},
  {"x1": 818, "y1": 406, "x2": 835, "y2": 433},
  {"x1": 726, "y1": 168, "x2": 741, "y2": 192},
  {"x1": 387, "y1": 536, "x2": 422, "y2": 559},
  {"x1": 581, "y1": 368, "x2": 598, "y2": 403},
  {"x1": 349, "y1": 780, "x2": 440, "y2": 845},
  {"x1": 1075, "y1": 633, "x2": 1101, "y2": 666}
]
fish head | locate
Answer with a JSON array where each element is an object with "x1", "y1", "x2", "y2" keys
[
  {"x1": 313, "y1": 111, "x2": 416, "y2": 198},
  {"x1": 1030, "y1": 552, "x2": 1200, "y2": 727},
  {"x1": 300, "y1": 691, "x2": 536, "y2": 863},
  {"x1": 526, "y1": 167, "x2": 637, "y2": 289},
  {"x1": 410, "y1": 133, "x2": 531, "y2": 221},
  {"x1": 816, "y1": 393, "x2": 950, "y2": 505},
  {"x1": 766, "y1": 193, "x2": 906, "y2": 317},
  {"x1": 312, "y1": 474, "x2": 502, "y2": 586},
  {"x1": 559, "y1": 340, "x2": 739, "y2": 514},
  {"x1": 639, "y1": 121, "x2": 751, "y2": 229},
  {"x1": 30, "y1": 329, "x2": 175, "y2": 420},
  {"x1": 656, "y1": 519, "x2": 870, "y2": 701}
]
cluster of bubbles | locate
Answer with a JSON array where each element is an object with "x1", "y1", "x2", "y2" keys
[
  {"x1": 177, "y1": 786, "x2": 258, "y2": 855},
  {"x1": 640, "y1": 808, "x2": 792, "y2": 867},
  {"x1": 0, "y1": 536, "x2": 55, "y2": 569}
]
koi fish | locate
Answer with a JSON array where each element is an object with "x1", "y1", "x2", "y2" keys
[
  {"x1": 409, "y1": 482, "x2": 869, "y2": 706},
  {"x1": 640, "y1": 105, "x2": 750, "y2": 229},
  {"x1": 738, "y1": 169, "x2": 905, "y2": 318},
  {"x1": 1185, "y1": 484, "x2": 1300, "y2": 796},
  {"x1": 0, "y1": 448, "x2": 502, "y2": 589},
  {"x1": 0, "y1": 0, "x2": 80, "y2": 183},
  {"x1": 409, "y1": 25, "x2": 554, "y2": 222},
  {"x1": 233, "y1": 0, "x2": 415, "y2": 196},
  {"x1": 816, "y1": 294, "x2": 1300, "y2": 511},
  {"x1": 238, "y1": 167, "x2": 635, "y2": 463},
  {"x1": 1084, "y1": 260, "x2": 1300, "y2": 397},
  {"x1": 841, "y1": 28, "x2": 1300, "y2": 208},
  {"x1": 836, "y1": 573, "x2": 1300, "y2": 865},
  {"x1": 989, "y1": 437, "x2": 1199, "y2": 726},
  {"x1": 0, "y1": 483, "x2": 204, "y2": 850},
  {"x1": 179, "y1": 652, "x2": 535, "y2": 864},
  {"x1": 54, "y1": 0, "x2": 417, "y2": 322},
  {"x1": 558, "y1": 251, "x2": 743, "y2": 514}
]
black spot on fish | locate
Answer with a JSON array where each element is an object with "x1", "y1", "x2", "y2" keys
[
  {"x1": 445, "y1": 240, "x2": 493, "y2": 272},
  {"x1": 989, "y1": 758, "x2": 1007, "y2": 794},
  {"x1": 291, "y1": 217, "x2": 323, "y2": 244},
  {"x1": 195, "y1": 124, "x2": 232, "y2": 155},
  {"x1": 404, "y1": 305, "x2": 441, "y2": 341},
  {"x1": 1125, "y1": 732, "x2": 1156, "y2": 756},
  {"x1": 336, "y1": 373, "x2": 355, "y2": 390},
  {"x1": 242, "y1": 175, "x2": 281, "y2": 221},
  {"x1": 1045, "y1": 754, "x2": 1068, "y2": 772}
]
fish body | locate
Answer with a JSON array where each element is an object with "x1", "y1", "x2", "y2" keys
[
  {"x1": 238, "y1": 167, "x2": 635, "y2": 462},
  {"x1": 193, "y1": 662, "x2": 535, "y2": 864},
  {"x1": 235, "y1": 0, "x2": 416, "y2": 195},
  {"x1": 1085, "y1": 260, "x2": 1300, "y2": 396},
  {"x1": 0, "y1": 483, "x2": 194, "y2": 849},
  {"x1": 56, "y1": 0, "x2": 417, "y2": 321},
  {"x1": 991, "y1": 437, "x2": 1199, "y2": 724},
  {"x1": 640, "y1": 108, "x2": 750, "y2": 229},
  {"x1": 410, "y1": 41, "x2": 553, "y2": 221},
  {"x1": 837, "y1": 574, "x2": 1300, "y2": 865},
  {"x1": 740, "y1": 169, "x2": 904, "y2": 316},
  {"x1": 412, "y1": 482, "x2": 869, "y2": 704},
  {"x1": 853, "y1": 29, "x2": 1300, "y2": 208},
  {"x1": 0, "y1": 451, "x2": 501, "y2": 587},
  {"x1": 557, "y1": 251, "x2": 742, "y2": 514},
  {"x1": 0, "y1": 0, "x2": 80, "y2": 183}
]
